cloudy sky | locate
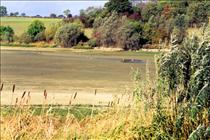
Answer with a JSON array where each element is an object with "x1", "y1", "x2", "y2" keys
[{"x1": 1, "y1": 1, "x2": 107, "y2": 16}]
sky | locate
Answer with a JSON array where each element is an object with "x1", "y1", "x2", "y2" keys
[{"x1": 1, "y1": 1, "x2": 107, "y2": 16}]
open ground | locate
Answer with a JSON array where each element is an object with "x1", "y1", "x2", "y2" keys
[{"x1": 1, "y1": 46, "x2": 158, "y2": 105}]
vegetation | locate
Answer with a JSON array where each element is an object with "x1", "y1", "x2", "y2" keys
[
  {"x1": 1, "y1": 27, "x2": 209, "y2": 139},
  {"x1": 1, "y1": 1, "x2": 210, "y2": 139},
  {"x1": 0, "y1": 26, "x2": 14, "y2": 42},
  {"x1": 54, "y1": 23, "x2": 88, "y2": 48},
  {"x1": 0, "y1": 6, "x2": 7, "y2": 16},
  {"x1": 27, "y1": 20, "x2": 46, "y2": 41},
  {"x1": 1, "y1": 0, "x2": 209, "y2": 49}
]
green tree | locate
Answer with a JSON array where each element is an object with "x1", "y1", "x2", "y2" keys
[
  {"x1": 54, "y1": 23, "x2": 88, "y2": 48},
  {"x1": 141, "y1": 2, "x2": 161, "y2": 22},
  {"x1": 187, "y1": 2, "x2": 209, "y2": 27},
  {"x1": 0, "y1": 6, "x2": 7, "y2": 16},
  {"x1": 63, "y1": 9, "x2": 71, "y2": 17},
  {"x1": 104, "y1": 0, "x2": 133, "y2": 14},
  {"x1": 79, "y1": 7, "x2": 103, "y2": 28},
  {"x1": 27, "y1": 20, "x2": 45, "y2": 41},
  {"x1": 0, "y1": 26, "x2": 14, "y2": 42}
]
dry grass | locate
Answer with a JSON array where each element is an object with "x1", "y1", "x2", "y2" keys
[{"x1": 0, "y1": 70, "x2": 156, "y2": 140}]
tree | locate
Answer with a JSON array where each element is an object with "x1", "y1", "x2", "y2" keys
[
  {"x1": 21, "y1": 13, "x2": 26, "y2": 17},
  {"x1": 54, "y1": 23, "x2": 88, "y2": 48},
  {"x1": 14, "y1": 12, "x2": 19, "y2": 16},
  {"x1": 0, "y1": 26, "x2": 14, "y2": 42},
  {"x1": 104, "y1": 0, "x2": 133, "y2": 14},
  {"x1": 50, "y1": 13, "x2": 57, "y2": 18},
  {"x1": 27, "y1": 20, "x2": 45, "y2": 41},
  {"x1": 58, "y1": 15, "x2": 65, "y2": 18},
  {"x1": 79, "y1": 7, "x2": 103, "y2": 28},
  {"x1": 63, "y1": 9, "x2": 71, "y2": 17},
  {"x1": 141, "y1": 2, "x2": 161, "y2": 22},
  {"x1": 117, "y1": 20, "x2": 146, "y2": 50},
  {"x1": 0, "y1": 6, "x2": 7, "y2": 16},
  {"x1": 187, "y1": 2, "x2": 209, "y2": 27}
]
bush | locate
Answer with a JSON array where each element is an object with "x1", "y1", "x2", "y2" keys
[
  {"x1": 87, "y1": 39, "x2": 98, "y2": 48},
  {"x1": 27, "y1": 20, "x2": 46, "y2": 41},
  {"x1": 54, "y1": 23, "x2": 88, "y2": 48},
  {"x1": 117, "y1": 20, "x2": 146, "y2": 50},
  {"x1": 44, "y1": 23, "x2": 59, "y2": 41},
  {"x1": 19, "y1": 32, "x2": 32, "y2": 44},
  {"x1": 93, "y1": 12, "x2": 146, "y2": 50},
  {"x1": 0, "y1": 26, "x2": 14, "y2": 42},
  {"x1": 34, "y1": 31, "x2": 45, "y2": 41}
]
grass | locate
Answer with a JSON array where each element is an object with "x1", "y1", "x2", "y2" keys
[
  {"x1": 0, "y1": 17, "x2": 93, "y2": 38},
  {"x1": 0, "y1": 17, "x2": 61, "y2": 36},
  {"x1": 1, "y1": 105, "x2": 98, "y2": 120}
]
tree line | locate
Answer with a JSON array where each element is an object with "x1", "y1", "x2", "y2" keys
[{"x1": 0, "y1": 0, "x2": 209, "y2": 50}]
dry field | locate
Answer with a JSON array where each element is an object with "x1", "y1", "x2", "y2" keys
[{"x1": 1, "y1": 47, "x2": 157, "y2": 105}]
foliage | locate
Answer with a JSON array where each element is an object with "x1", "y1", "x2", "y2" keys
[
  {"x1": 79, "y1": 7, "x2": 103, "y2": 28},
  {"x1": 63, "y1": 9, "x2": 71, "y2": 17},
  {"x1": 19, "y1": 32, "x2": 33, "y2": 44},
  {"x1": 93, "y1": 12, "x2": 146, "y2": 50},
  {"x1": 0, "y1": 26, "x2": 14, "y2": 42},
  {"x1": 0, "y1": 6, "x2": 7, "y2": 16},
  {"x1": 104, "y1": 0, "x2": 133, "y2": 14},
  {"x1": 34, "y1": 31, "x2": 45, "y2": 42},
  {"x1": 87, "y1": 39, "x2": 98, "y2": 48},
  {"x1": 117, "y1": 20, "x2": 146, "y2": 50},
  {"x1": 158, "y1": 26, "x2": 210, "y2": 139},
  {"x1": 44, "y1": 23, "x2": 60, "y2": 41},
  {"x1": 187, "y1": 2, "x2": 209, "y2": 27},
  {"x1": 27, "y1": 20, "x2": 46, "y2": 41},
  {"x1": 54, "y1": 23, "x2": 88, "y2": 48},
  {"x1": 50, "y1": 13, "x2": 57, "y2": 18}
]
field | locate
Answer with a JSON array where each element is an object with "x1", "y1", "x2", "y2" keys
[
  {"x1": 0, "y1": 17, "x2": 92, "y2": 38},
  {"x1": 1, "y1": 46, "x2": 157, "y2": 105}
]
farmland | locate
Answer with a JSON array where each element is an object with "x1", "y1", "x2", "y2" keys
[{"x1": 0, "y1": 17, "x2": 61, "y2": 36}]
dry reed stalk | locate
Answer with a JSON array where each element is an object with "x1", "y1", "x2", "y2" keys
[
  {"x1": 94, "y1": 89, "x2": 97, "y2": 95},
  {"x1": 117, "y1": 98, "x2": 120, "y2": 104},
  {"x1": 28, "y1": 91, "x2": 31, "y2": 99},
  {"x1": 108, "y1": 101, "x2": 110, "y2": 107},
  {"x1": 44, "y1": 89, "x2": 47, "y2": 100},
  {"x1": 73, "y1": 92, "x2": 77, "y2": 99},
  {"x1": 15, "y1": 97, "x2": 18, "y2": 105},
  {"x1": 12, "y1": 84, "x2": 15, "y2": 93},
  {"x1": 21, "y1": 91, "x2": 26, "y2": 99},
  {"x1": 0, "y1": 83, "x2": 3, "y2": 92}
]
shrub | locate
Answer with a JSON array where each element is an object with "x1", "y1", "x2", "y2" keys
[
  {"x1": 117, "y1": 20, "x2": 146, "y2": 50},
  {"x1": 54, "y1": 23, "x2": 88, "y2": 48},
  {"x1": 34, "y1": 31, "x2": 45, "y2": 41},
  {"x1": 19, "y1": 32, "x2": 32, "y2": 44},
  {"x1": 0, "y1": 26, "x2": 14, "y2": 42},
  {"x1": 87, "y1": 39, "x2": 98, "y2": 48},
  {"x1": 44, "y1": 23, "x2": 61, "y2": 42},
  {"x1": 93, "y1": 12, "x2": 146, "y2": 50},
  {"x1": 27, "y1": 20, "x2": 46, "y2": 41}
]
